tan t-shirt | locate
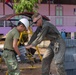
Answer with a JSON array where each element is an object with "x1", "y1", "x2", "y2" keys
[{"x1": 4, "y1": 27, "x2": 20, "y2": 50}]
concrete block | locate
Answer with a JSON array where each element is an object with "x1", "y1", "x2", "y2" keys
[
  {"x1": 64, "y1": 54, "x2": 74, "y2": 62},
  {"x1": 64, "y1": 62, "x2": 76, "y2": 69}
]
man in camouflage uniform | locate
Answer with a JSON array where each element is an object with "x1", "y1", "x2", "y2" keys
[
  {"x1": 26, "y1": 13, "x2": 67, "y2": 75},
  {"x1": 2, "y1": 18, "x2": 29, "y2": 75}
]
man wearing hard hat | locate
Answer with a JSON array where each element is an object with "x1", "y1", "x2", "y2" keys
[{"x1": 2, "y1": 18, "x2": 29, "y2": 75}]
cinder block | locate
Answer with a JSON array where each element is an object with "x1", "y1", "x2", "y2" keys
[
  {"x1": 65, "y1": 48, "x2": 75, "y2": 54},
  {"x1": 66, "y1": 69, "x2": 76, "y2": 75},
  {"x1": 65, "y1": 69, "x2": 73, "y2": 75},
  {"x1": 73, "y1": 69, "x2": 76, "y2": 75},
  {"x1": 64, "y1": 62, "x2": 76, "y2": 69},
  {"x1": 73, "y1": 54, "x2": 76, "y2": 62},
  {"x1": 64, "y1": 54, "x2": 74, "y2": 62},
  {"x1": 65, "y1": 39, "x2": 76, "y2": 47}
]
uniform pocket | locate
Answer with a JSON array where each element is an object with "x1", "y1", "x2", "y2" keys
[
  {"x1": 54, "y1": 42, "x2": 60, "y2": 54},
  {"x1": 2, "y1": 50, "x2": 8, "y2": 58}
]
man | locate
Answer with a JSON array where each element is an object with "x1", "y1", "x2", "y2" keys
[
  {"x1": 26, "y1": 13, "x2": 67, "y2": 75},
  {"x1": 2, "y1": 18, "x2": 29, "y2": 75}
]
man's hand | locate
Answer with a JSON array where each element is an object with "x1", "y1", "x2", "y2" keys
[
  {"x1": 25, "y1": 45, "x2": 33, "y2": 49},
  {"x1": 19, "y1": 54, "x2": 33, "y2": 63},
  {"x1": 19, "y1": 55, "x2": 25, "y2": 63}
]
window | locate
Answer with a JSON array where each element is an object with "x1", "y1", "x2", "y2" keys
[
  {"x1": 55, "y1": 5, "x2": 63, "y2": 26},
  {"x1": 0, "y1": 21, "x2": 4, "y2": 27},
  {"x1": 56, "y1": 6, "x2": 63, "y2": 16},
  {"x1": 66, "y1": 32, "x2": 71, "y2": 39},
  {"x1": 74, "y1": 32, "x2": 76, "y2": 39},
  {"x1": 56, "y1": 18, "x2": 63, "y2": 25},
  {"x1": 0, "y1": 21, "x2": 13, "y2": 27}
]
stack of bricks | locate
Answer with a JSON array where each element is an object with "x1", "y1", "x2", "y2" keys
[{"x1": 64, "y1": 39, "x2": 76, "y2": 75}]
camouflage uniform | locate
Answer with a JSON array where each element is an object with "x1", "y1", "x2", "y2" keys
[
  {"x1": 28, "y1": 20, "x2": 67, "y2": 75},
  {"x1": 2, "y1": 27, "x2": 20, "y2": 75},
  {"x1": 2, "y1": 50, "x2": 20, "y2": 75}
]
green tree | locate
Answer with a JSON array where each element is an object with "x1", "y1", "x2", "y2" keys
[{"x1": 14, "y1": 0, "x2": 38, "y2": 13}]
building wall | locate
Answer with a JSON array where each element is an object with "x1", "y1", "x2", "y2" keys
[
  {"x1": 63, "y1": 5, "x2": 75, "y2": 16},
  {"x1": 38, "y1": 4, "x2": 49, "y2": 16},
  {"x1": 0, "y1": 3, "x2": 76, "y2": 35},
  {"x1": 0, "y1": 3, "x2": 14, "y2": 15},
  {"x1": 38, "y1": 4, "x2": 76, "y2": 16},
  {"x1": 5, "y1": 4, "x2": 14, "y2": 15},
  {"x1": 0, "y1": 27, "x2": 11, "y2": 35},
  {"x1": 38, "y1": 4, "x2": 76, "y2": 26},
  {"x1": 0, "y1": 3, "x2": 75, "y2": 16},
  {"x1": 0, "y1": 3, "x2": 3, "y2": 15},
  {"x1": 0, "y1": 3, "x2": 76, "y2": 19}
]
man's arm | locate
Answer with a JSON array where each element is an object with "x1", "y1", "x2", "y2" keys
[
  {"x1": 13, "y1": 38, "x2": 27, "y2": 62},
  {"x1": 28, "y1": 27, "x2": 41, "y2": 45},
  {"x1": 13, "y1": 39, "x2": 21, "y2": 56},
  {"x1": 31, "y1": 26, "x2": 49, "y2": 46}
]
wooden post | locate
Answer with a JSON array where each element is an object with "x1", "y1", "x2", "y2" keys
[
  {"x1": 3, "y1": 0, "x2": 5, "y2": 15},
  {"x1": 48, "y1": 0, "x2": 50, "y2": 16}
]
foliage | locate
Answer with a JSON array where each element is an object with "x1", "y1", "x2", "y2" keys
[{"x1": 13, "y1": 0, "x2": 38, "y2": 13}]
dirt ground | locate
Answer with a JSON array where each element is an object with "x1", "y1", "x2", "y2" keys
[
  {"x1": 0, "y1": 61, "x2": 57, "y2": 75},
  {"x1": 0, "y1": 62, "x2": 42, "y2": 75},
  {"x1": 0, "y1": 47, "x2": 57, "y2": 75}
]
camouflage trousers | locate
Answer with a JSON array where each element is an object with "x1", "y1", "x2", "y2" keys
[
  {"x1": 2, "y1": 50, "x2": 20, "y2": 75},
  {"x1": 42, "y1": 38, "x2": 67, "y2": 75}
]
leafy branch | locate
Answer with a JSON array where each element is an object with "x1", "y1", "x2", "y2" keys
[{"x1": 13, "y1": 0, "x2": 38, "y2": 13}]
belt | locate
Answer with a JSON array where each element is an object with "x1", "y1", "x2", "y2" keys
[
  {"x1": 4, "y1": 48, "x2": 14, "y2": 51},
  {"x1": 4, "y1": 48, "x2": 16, "y2": 53},
  {"x1": 4, "y1": 48, "x2": 17, "y2": 55}
]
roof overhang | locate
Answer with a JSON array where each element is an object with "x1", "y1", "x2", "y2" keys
[
  {"x1": 0, "y1": 12, "x2": 50, "y2": 21},
  {"x1": 54, "y1": 0, "x2": 76, "y2": 5}
]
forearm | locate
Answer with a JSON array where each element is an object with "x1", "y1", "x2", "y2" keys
[
  {"x1": 31, "y1": 26, "x2": 48, "y2": 46},
  {"x1": 13, "y1": 46, "x2": 21, "y2": 56},
  {"x1": 28, "y1": 27, "x2": 40, "y2": 45}
]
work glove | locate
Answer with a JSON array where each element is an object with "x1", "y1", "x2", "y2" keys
[
  {"x1": 19, "y1": 54, "x2": 26, "y2": 63},
  {"x1": 19, "y1": 54, "x2": 32, "y2": 63}
]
